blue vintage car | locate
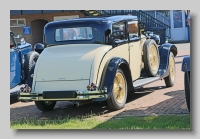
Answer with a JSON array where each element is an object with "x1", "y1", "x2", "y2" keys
[
  {"x1": 181, "y1": 55, "x2": 190, "y2": 112},
  {"x1": 10, "y1": 31, "x2": 40, "y2": 98}
]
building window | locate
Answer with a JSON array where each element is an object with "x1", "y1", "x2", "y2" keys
[
  {"x1": 10, "y1": 18, "x2": 26, "y2": 27},
  {"x1": 173, "y1": 10, "x2": 183, "y2": 28}
]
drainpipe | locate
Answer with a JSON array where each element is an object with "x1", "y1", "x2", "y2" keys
[
  {"x1": 188, "y1": 25, "x2": 190, "y2": 42},
  {"x1": 187, "y1": 12, "x2": 190, "y2": 42},
  {"x1": 155, "y1": 11, "x2": 157, "y2": 27}
]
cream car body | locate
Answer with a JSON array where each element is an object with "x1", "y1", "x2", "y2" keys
[
  {"x1": 32, "y1": 37, "x2": 145, "y2": 94},
  {"x1": 18, "y1": 15, "x2": 178, "y2": 112},
  {"x1": 32, "y1": 44, "x2": 112, "y2": 94}
]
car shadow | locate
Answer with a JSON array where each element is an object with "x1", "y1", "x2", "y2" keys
[
  {"x1": 10, "y1": 88, "x2": 155, "y2": 121},
  {"x1": 10, "y1": 85, "x2": 189, "y2": 123}
]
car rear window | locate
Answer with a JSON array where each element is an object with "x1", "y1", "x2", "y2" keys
[{"x1": 55, "y1": 27, "x2": 93, "y2": 41}]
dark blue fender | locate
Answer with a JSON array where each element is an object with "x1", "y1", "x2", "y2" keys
[
  {"x1": 26, "y1": 64, "x2": 36, "y2": 88},
  {"x1": 181, "y1": 56, "x2": 190, "y2": 72},
  {"x1": 92, "y1": 57, "x2": 133, "y2": 101},
  {"x1": 158, "y1": 43, "x2": 178, "y2": 78}
]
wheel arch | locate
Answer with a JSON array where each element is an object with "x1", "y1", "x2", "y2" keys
[
  {"x1": 118, "y1": 63, "x2": 134, "y2": 93},
  {"x1": 170, "y1": 44, "x2": 178, "y2": 57},
  {"x1": 159, "y1": 43, "x2": 178, "y2": 57},
  {"x1": 181, "y1": 56, "x2": 190, "y2": 72},
  {"x1": 96, "y1": 57, "x2": 133, "y2": 101},
  {"x1": 158, "y1": 43, "x2": 178, "y2": 78}
]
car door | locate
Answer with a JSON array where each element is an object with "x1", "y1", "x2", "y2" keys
[
  {"x1": 128, "y1": 20, "x2": 142, "y2": 81},
  {"x1": 10, "y1": 36, "x2": 21, "y2": 89},
  {"x1": 111, "y1": 21, "x2": 129, "y2": 63}
]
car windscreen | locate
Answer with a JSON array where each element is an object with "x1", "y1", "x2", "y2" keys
[{"x1": 55, "y1": 27, "x2": 93, "y2": 41}]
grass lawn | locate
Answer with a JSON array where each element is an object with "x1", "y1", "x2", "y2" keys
[{"x1": 10, "y1": 114, "x2": 190, "y2": 130}]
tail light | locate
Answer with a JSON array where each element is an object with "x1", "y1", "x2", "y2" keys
[
  {"x1": 93, "y1": 85, "x2": 97, "y2": 90},
  {"x1": 87, "y1": 85, "x2": 91, "y2": 91},
  {"x1": 20, "y1": 84, "x2": 31, "y2": 93},
  {"x1": 86, "y1": 83, "x2": 98, "y2": 91},
  {"x1": 91, "y1": 83, "x2": 97, "y2": 91},
  {"x1": 26, "y1": 86, "x2": 31, "y2": 92},
  {"x1": 20, "y1": 87, "x2": 24, "y2": 92}
]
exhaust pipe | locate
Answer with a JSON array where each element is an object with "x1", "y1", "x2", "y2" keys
[
  {"x1": 72, "y1": 101, "x2": 79, "y2": 107},
  {"x1": 71, "y1": 100, "x2": 92, "y2": 107}
]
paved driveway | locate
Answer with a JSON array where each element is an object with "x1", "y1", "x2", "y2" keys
[{"x1": 10, "y1": 43, "x2": 190, "y2": 121}]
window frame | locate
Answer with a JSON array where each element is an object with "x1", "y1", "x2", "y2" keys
[
  {"x1": 112, "y1": 21, "x2": 128, "y2": 42},
  {"x1": 10, "y1": 18, "x2": 26, "y2": 27},
  {"x1": 127, "y1": 20, "x2": 140, "y2": 42},
  {"x1": 54, "y1": 26, "x2": 93, "y2": 42},
  {"x1": 173, "y1": 10, "x2": 183, "y2": 28}
]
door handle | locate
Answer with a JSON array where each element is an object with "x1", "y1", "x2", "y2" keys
[{"x1": 129, "y1": 44, "x2": 133, "y2": 47}]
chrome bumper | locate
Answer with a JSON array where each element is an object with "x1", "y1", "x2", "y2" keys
[{"x1": 18, "y1": 90, "x2": 107, "y2": 102}]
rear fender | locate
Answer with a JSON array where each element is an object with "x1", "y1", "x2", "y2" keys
[
  {"x1": 181, "y1": 56, "x2": 190, "y2": 72},
  {"x1": 96, "y1": 57, "x2": 133, "y2": 101},
  {"x1": 158, "y1": 43, "x2": 178, "y2": 78}
]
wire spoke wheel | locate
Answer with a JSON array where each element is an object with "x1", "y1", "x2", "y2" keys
[
  {"x1": 169, "y1": 55, "x2": 175, "y2": 81},
  {"x1": 164, "y1": 52, "x2": 176, "y2": 87},
  {"x1": 143, "y1": 39, "x2": 160, "y2": 77},
  {"x1": 107, "y1": 68, "x2": 127, "y2": 110},
  {"x1": 149, "y1": 44, "x2": 159, "y2": 71},
  {"x1": 113, "y1": 72, "x2": 126, "y2": 104}
]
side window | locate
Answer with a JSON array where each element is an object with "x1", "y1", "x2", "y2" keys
[
  {"x1": 112, "y1": 22, "x2": 126, "y2": 41},
  {"x1": 128, "y1": 21, "x2": 139, "y2": 40}
]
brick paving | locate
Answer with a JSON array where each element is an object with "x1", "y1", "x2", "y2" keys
[{"x1": 10, "y1": 44, "x2": 190, "y2": 121}]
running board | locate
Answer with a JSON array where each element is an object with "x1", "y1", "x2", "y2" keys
[{"x1": 133, "y1": 77, "x2": 160, "y2": 88}]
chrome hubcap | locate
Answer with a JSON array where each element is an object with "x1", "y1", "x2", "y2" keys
[{"x1": 113, "y1": 72, "x2": 126, "y2": 104}]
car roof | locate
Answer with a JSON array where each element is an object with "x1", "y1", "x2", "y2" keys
[
  {"x1": 46, "y1": 15, "x2": 138, "y2": 27},
  {"x1": 44, "y1": 15, "x2": 138, "y2": 46},
  {"x1": 80, "y1": 15, "x2": 138, "y2": 21}
]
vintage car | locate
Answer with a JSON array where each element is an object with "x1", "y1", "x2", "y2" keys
[
  {"x1": 10, "y1": 31, "x2": 42, "y2": 97},
  {"x1": 181, "y1": 55, "x2": 190, "y2": 112},
  {"x1": 145, "y1": 31, "x2": 160, "y2": 45},
  {"x1": 18, "y1": 15, "x2": 178, "y2": 112}
]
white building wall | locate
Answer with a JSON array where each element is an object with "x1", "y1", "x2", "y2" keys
[
  {"x1": 143, "y1": 10, "x2": 189, "y2": 41},
  {"x1": 170, "y1": 10, "x2": 188, "y2": 41}
]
